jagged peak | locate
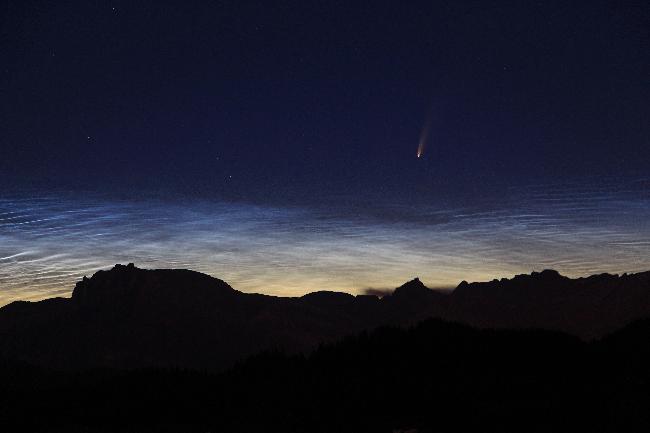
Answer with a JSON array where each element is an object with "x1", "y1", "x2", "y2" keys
[{"x1": 393, "y1": 277, "x2": 430, "y2": 297}]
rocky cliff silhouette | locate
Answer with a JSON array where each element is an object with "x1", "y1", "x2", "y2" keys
[{"x1": 1, "y1": 263, "x2": 650, "y2": 370}]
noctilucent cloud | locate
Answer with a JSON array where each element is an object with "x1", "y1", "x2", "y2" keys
[{"x1": 1, "y1": 177, "x2": 649, "y2": 306}]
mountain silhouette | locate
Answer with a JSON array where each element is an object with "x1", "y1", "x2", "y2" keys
[
  {"x1": 1, "y1": 264, "x2": 650, "y2": 370},
  {"x1": 3, "y1": 316, "x2": 650, "y2": 432}
]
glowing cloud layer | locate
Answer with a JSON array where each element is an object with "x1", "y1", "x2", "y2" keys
[{"x1": 1, "y1": 179, "x2": 650, "y2": 306}]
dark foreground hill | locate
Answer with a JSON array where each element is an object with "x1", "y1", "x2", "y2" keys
[
  {"x1": 2, "y1": 318, "x2": 650, "y2": 432},
  {"x1": 2, "y1": 264, "x2": 650, "y2": 370}
]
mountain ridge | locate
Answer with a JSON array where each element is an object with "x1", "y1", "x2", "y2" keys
[{"x1": 1, "y1": 264, "x2": 650, "y2": 370}]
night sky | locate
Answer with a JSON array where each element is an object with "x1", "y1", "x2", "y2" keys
[{"x1": 1, "y1": 1, "x2": 649, "y2": 305}]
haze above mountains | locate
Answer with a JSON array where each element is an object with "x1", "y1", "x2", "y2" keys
[{"x1": 2, "y1": 263, "x2": 649, "y2": 371}]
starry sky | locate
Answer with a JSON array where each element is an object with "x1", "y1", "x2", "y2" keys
[{"x1": 1, "y1": 1, "x2": 649, "y2": 305}]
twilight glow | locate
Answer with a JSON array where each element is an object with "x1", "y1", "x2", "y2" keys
[{"x1": 1, "y1": 178, "x2": 649, "y2": 306}]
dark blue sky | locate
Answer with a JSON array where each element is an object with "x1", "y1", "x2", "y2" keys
[
  {"x1": 1, "y1": 1, "x2": 650, "y2": 303},
  {"x1": 2, "y1": 0, "x2": 648, "y2": 200}
]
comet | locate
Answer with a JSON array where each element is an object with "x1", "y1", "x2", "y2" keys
[{"x1": 417, "y1": 118, "x2": 431, "y2": 158}]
